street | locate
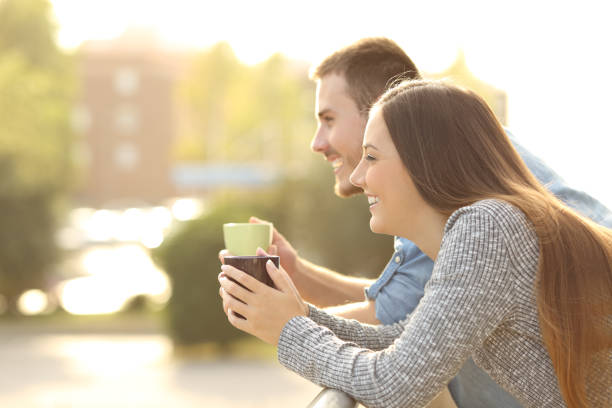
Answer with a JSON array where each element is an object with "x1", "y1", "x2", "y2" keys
[{"x1": 0, "y1": 330, "x2": 321, "y2": 408}]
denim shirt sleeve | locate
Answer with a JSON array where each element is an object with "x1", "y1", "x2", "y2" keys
[
  {"x1": 365, "y1": 237, "x2": 434, "y2": 325},
  {"x1": 508, "y1": 129, "x2": 612, "y2": 228}
]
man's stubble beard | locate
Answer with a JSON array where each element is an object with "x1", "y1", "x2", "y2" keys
[
  {"x1": 333, "y1": 152, "x2": 363, "y2": 198},
  {"x1": 334, "y1": 177, "x2": 363, "y2": 198}
]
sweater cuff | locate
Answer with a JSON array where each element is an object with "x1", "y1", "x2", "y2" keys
[
  {"x1": 306, "y1": 303, "x2": 337, "y2": 326},
  {"x1": 277, "y1": 315, "x2": 318, "y2": 373}
]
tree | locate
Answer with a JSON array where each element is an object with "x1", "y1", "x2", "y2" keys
[
  {"x1": 0, "y1": 0, "x2": 76, "y2": 313},
  {"x1": 175, "y1": 43, "x2": 315, "y2": 167}
]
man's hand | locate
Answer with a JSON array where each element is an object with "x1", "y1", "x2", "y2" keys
[
  {"x1": 219, "y1": 216, "x2": 373, "y2": 308},
  {"x1": 218, "y1": 217, "x2": 300, "y2": 278},
  {"x1": 249, "y1": 216, "x2": 300, "y2": 278}
]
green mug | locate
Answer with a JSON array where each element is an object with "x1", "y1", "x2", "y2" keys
[{"x1": 222, "y1": 222, "x2": 273, "y2": 256}]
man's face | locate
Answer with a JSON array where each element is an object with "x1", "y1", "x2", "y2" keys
[{"x1": 311, "y1": 74, "x2": 367, "y2": 197}]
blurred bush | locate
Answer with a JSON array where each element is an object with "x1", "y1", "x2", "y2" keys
[
  {"x1": 153, "y1": 165, "x2": 391, "y2": 346},
  {"x1": 153, "y1": 190, "x2": 285, "y2": 346}
]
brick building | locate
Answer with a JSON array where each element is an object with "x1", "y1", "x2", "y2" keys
[{"x1": 72, "y1": 29, "x2": 188, "y2": 206}]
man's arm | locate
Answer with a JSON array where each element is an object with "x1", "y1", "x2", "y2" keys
[
  {"x1": 323, "y1": 299, "x2": 380, "y2": 324},
  {"x1": 220, "y1": 246, "x2": 379, "y2": 321},
  {"x1": 288, "y1": 256, "x2": 381, "y2": 323},
  {"x1": 219, "y1": 217, "x2": 375, "y2": 309},
  {"x1": 291, "y1": 257, "x2": 375, "y2": 307}
]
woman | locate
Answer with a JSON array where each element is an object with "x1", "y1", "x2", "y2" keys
[{"x1": 218, "y1": 80, "x2": 612, "y2": 407}]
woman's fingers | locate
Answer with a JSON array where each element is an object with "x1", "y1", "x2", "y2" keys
[
  {"x1": 219, "y1": 287, "x2": 253, "y2": 333},
  {"x1": 220, "y1": 264, "x2": 266, "y2": 294},
  {"x1": 218, "y1": 249, "x2": 230, "y2": 264},
  {"x1": 218, "y1": 273, "x2": 255, "y2": 304},
  {"x1": 220, "y1": 288, "x2": 231, "y2": 314},
  {"x1": 218, "y1": 258, "x2": 307, "y2": 345},
  {"x1": 227, "y1": 308, "x2": 250, "y2": 331},
  {"x1": 266, "y1": 260, "x2": 293, "y2": 293},
  {"x1": 264, "y1": 260, "x2": 308, "y2": 316},
  {"x1": 219, "y1": 285, "x2": 236, "y2": 315},
  {"x1": 220, "y1": 287, "x2": 249, "y2": 317}
]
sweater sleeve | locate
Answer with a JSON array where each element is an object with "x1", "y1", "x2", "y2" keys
[
  {"x1": 277, "y1": 206, "x2": 518, "y2": 408},
  {"x1": 302, "y1": 304, "x2": 406, "y2": 350}
]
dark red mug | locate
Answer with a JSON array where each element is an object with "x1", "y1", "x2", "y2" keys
[{"x1": 223, "y1": 255, "x2": 280, "y2": 288}]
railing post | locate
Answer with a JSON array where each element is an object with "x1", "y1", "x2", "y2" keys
[{"x1": 306, "y1": 388, "x2": 359, "y2": 408}]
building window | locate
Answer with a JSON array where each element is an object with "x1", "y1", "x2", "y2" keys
[
  {"x1": 114, "y1": 104, "x2": 139, "y2": 134},
  {"x1": 114, "y1": 142, "x2": 140, "y2": 171},
  {"x1": 114, "y1": 67, "x2": 139, "y2": 96}
]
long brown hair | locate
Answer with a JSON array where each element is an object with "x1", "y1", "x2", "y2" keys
[{"x1": 377, "y1": 80, "x2": 612, "y2": 407}]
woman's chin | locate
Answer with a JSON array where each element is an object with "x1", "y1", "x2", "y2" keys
[
  {"x1": 369, "y1": 218, "x2": 385, "y2": 234},
  {"x1": 370, "y1": 218, "x2": 398, "y2": 237}
]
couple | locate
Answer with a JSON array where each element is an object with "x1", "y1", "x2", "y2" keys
[{"x1": 218, "y1": 38, "x2": 612, "y2": 408}]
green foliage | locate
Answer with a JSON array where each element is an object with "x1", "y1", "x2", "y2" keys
[
  {"x1": 175, "y1": 43, "x2": 315, "y2": 166},
  {"x1": 0, "y1": 0, "x2": 60, "y2": 69},
  {"x1": 0, "y1": 53, "x2": 75, "y2": 194},
  {"x1": 153, "y1": 165, "x2": 391, "y2": 346},
  {"x1": 0, "y1": 0, "x2": 76, "y2": 310}
]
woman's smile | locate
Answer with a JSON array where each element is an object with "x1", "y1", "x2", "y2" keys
[{"x1": 367, "y1": 195, "x2": 380, "y2": 208}]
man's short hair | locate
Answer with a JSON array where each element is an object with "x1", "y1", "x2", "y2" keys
[{"x1": 311, "y1": 38, "x2": 420, "y2": 114}]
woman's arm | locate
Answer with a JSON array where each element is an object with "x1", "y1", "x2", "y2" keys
[
  {"x1": 304, "y1": 304, "x2": 404, "y2": 350},
  {"x1": 277, "y1": 206, "x2": 519, "y2": 408}
]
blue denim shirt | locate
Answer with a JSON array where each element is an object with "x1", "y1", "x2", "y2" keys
[{"x1": 365, "y1": 131, "x2": 612, "y2": 408}]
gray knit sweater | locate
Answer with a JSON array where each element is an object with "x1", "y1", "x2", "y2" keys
[{"x1": 277, "y1": 200, "x2": 609, "y2": 407}]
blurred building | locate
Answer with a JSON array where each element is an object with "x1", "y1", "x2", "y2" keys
[
  {"x1": 72, "y1": 29, "x2": 188, "y2": 207},
  {"x1": 71, "y1": 30, "x2": 282, "y2": 206},
  {"x1": 72, "y1": 38, "x2": 506, "y2": 207},
  {"x1": 427, "y1": 51, "x2": 507, "y2": 125}
]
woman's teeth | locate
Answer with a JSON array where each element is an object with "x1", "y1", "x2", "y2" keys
[{"x1": 332, "y1": 159, "x2": 343, "y2": 170}]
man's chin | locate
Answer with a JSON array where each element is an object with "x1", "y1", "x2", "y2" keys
[{"x1": 334, "y1": 180, "x2": 363, "y2": 198}]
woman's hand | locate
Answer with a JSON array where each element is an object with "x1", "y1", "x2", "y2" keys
[{"x1": 218, "y1": 249, "x2": 309, "y2": 345}]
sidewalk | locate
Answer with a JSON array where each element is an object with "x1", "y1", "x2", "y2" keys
[{"x1": 0, "y1": 323, "x2": 321, "y2": 408}]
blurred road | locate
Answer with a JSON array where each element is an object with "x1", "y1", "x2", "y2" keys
[{"x1": 0, "y1": 328, "x2": 321, "y2": 408}]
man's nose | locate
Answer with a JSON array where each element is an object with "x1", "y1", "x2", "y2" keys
[{"x1": 310, "y1": 128, "x2": 329, "y2": 153}]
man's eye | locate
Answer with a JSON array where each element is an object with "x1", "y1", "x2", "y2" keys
[{"x1": 324, "y1": 117, "x2": 334, "y2": 123}]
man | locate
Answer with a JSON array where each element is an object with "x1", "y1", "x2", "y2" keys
[{"x1": 224, "y1": 38, "x2": 612, "y2": 407}]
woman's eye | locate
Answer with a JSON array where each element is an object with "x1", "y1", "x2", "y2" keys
[{"x1": 365, "y1": 154, "x2": 376, "y2": 161}]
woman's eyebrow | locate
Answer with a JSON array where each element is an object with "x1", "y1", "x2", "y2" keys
[{"x1": 363, "y1": 143, "x2": 379, "y2": 150}]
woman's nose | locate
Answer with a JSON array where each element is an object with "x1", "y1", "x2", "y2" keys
[{"x1": 349, "y1": 159, "x2": 365, "y2": 188}]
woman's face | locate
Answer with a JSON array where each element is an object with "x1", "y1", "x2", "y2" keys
[{"x1": 349, "y1": 108, "x2": 430, "y2": 237}]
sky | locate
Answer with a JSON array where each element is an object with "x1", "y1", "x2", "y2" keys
[{"x1": 49, "y1": 0, "x2": 612, "y2": 207}]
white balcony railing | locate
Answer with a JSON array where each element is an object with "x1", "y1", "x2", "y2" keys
[{"x1": 306, "y1": 388, "x2": 359, "y2": 408}]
